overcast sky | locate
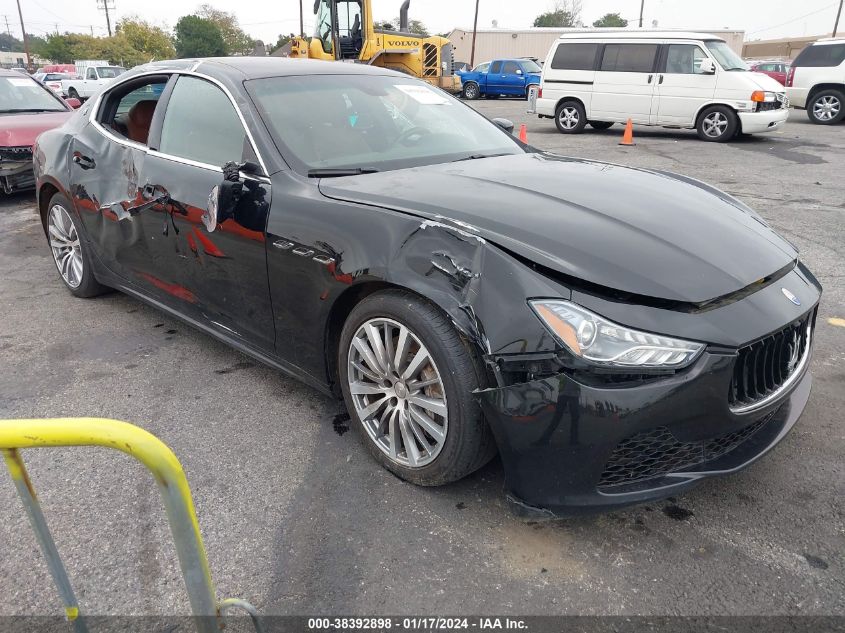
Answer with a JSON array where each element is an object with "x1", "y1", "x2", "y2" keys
[{"x1": 2, "y1": 0, "x2": 842, "y2": 46}]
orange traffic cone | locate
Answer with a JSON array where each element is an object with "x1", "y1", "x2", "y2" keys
[
  {"x1": 619, "y1": 118, "x2": 635, "y2": 146},
  {"x1": 518, "y1": 123, "x2": 528, "y2": 143}
]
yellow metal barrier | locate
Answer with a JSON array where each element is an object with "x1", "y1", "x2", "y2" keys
[{"x1": 0, "y1": 418, "x2": 263, "y2": 633}]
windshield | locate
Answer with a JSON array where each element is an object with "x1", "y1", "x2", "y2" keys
[
  {"x1": 705, "y1": 41, "x2": 748, "y2": 71},
  {"x1": 97, "y1": 67, "x2": 125, "y2": 79},
  {"x1": 0, "y1": 75, "x2": 66, "y2": 113},
  {"x1": 522, "y1": 60, "x2": 542, "y2": 73},
  {"x1": 247, "y1": 74, "x2": 523, "y2": 173}
]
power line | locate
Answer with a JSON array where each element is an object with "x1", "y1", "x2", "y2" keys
[{"x1": 747, "y1": 2, "x2": 838, "y2": 36}]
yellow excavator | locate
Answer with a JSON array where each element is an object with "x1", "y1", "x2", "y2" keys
[{"x1": 290, "y1": 0, "x2": 461, "y2": 92}]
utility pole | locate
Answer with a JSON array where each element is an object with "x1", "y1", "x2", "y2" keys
[
  {"x1": 834, "y1": 0, "x2": 843, "y2": 37},
  {"x1": 97, "y1": 0, "x2": 114, "y2": 37},
  {"x1": 3, "y1": 15, "x2": 11, "y2": 37},
  {"x1": 639, "y1": 0, "x2": 645, "y2": 27},
  {"x1": 299, "y1": 0, "x2": 304, "y2": 37},
  {"x1": 15, "y1": 0, "x2": 31, "y2": 70},
  {"x1": 470, "y1": 0, "x2": 480, "y2": 68}
]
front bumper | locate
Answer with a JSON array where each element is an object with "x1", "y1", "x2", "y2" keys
[
  {"x1": 738, "y1": 107, "x2": 789, "y2": 134},
  {"x1": 0, "y1": 161, "x2": 35, "y2": 194},
  {"x1": 478, "y1": 347, "x2": 812, "y2": 517}
]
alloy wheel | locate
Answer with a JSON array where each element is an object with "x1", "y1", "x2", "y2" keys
[
  {"x1": 48, "y1": 204, "x2": 83, "y2": 288},
  {"x1": 702, "y1": 111, "x2": 728, "y2": 138},
  {"x1": 347, "y1": 317, "x2": 448, "y2": 468},
  {"x1": 558, "y1": 106, "x2": 580, "y2": 130},
  {"x1": 464, "y1": 83, "x2": 478, "y2": 99},
  {"x1": 813, "y1": 95, "x2": 841, "y2": 122}
]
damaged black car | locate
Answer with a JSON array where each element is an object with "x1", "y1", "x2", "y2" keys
[{"x1": 34, "y1": 58, "x2": 821, "y2": 516}]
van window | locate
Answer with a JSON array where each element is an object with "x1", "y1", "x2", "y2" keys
[
  {"x1": 600, "y1": 44, "x2": 658, "y2": 73},
  {"x1": 664, "y1": 45, "x2": 709, "y2": 74},
  {"x1": 551, "y1": 43, "x2": 599, "y2": 70},
  {"x1": 793, "y1": 43, "x2": 845, "y2": 67},
  {"x1": 490, "y1": 61, "x2": 502, "y2": 73}
]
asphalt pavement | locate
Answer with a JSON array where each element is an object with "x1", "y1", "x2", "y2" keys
[{"x1": 0, "y1": 105, "x2": 843, "y2": 618}]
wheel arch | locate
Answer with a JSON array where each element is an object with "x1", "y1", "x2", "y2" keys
[
  {"x1": 807, "y1": 83, "x2": 845, "y2": 102},
  {"x1": 554, "y1": 95, "x2": 587, "y2": 114},
  {"x1": 37, "y1": 179, "x2": 63, "y2": 235},
  {"x1": 693, "y1": 101, "x2": 739, "y2": 128}
]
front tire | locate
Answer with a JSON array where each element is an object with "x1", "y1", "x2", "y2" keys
[
  {"x1": 462, "y1": 82, "x2": 480, "y2": 100},
  {"x1": 807, "y1": 89, "x2": 844, "y2": 124},
  {"x1": 45, "y1": 193, "x2": 108, "y2": 298},
  {"x1": 67, "y1": 87, "x2": 79, "y2": 100},
  {"x1": 555, "y1": 100, "x2": 587, "y2": 134},
  {"x1": 338, "y1": 290, "x2": 495, "y2": 486},
  {"x1": 696, "y1": 105, "x2": 738, "y2": 142}
]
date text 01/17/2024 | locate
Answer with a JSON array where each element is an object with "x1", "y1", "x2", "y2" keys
[{"x1": 307, "y1": 617, "x2": 529, "y2": 630}]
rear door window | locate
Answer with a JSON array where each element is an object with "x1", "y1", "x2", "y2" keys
[
  {"x1": 159, "y1": 75, "x2": 248, "y2": 167},
  {"x1": 793, "y1": 43, "x2": 845, "y2": 67},
  {"x1": 502, "y1": 61, "x2": 520, "y2": 74},
  {"x1": 600, "y1": 44, "x2": 659, "y2": 72},
  {"x1": 490, "y1": 61, "x2": 502, "y2": 74},
  {"x1": 550, "y1": 43, "x2": 599, "y2": 70}
]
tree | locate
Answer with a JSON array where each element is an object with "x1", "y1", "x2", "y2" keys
[
  {"x1": 533, "y1": 1, "x2": 582, "y2": 27},
  {"x1": 593, "y1": 13, "x2": 628, "y2": 28},
  {"x1": 381, "y1": 17, "x2": 428, "y2": 35},
  {"x1": 374, "y1": 20, "x2": 395, "y2": 31},
  {"x1": 196, "y1": 4, "x2": 254, "y2": 55},
  {"x1": 0, "y1": 33, "x2": 23, "y2": 52},
  {"x1": 174, "y1": 15, "x2": 227, "y2": 58},
  {"x1": 116, "y1": 17, "x2": 175, "y2": 60}
]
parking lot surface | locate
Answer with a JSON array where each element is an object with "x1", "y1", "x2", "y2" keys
[{"x1": 1, "y1": 104, "x2": 843, "y2": 617}]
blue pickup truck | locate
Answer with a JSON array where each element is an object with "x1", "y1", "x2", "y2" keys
[{"x1": 459, "y1": 58, "x2": 542, "y2": 100}]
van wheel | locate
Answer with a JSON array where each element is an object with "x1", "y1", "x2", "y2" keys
[
  {"x1": 555, "y1": 101, "x2": 587, "y2": 134},
  {"x1": 807, "y1": 89, "x2": 844, "y2": 124},
  {"x1": 462, "y1": 82, "x2": 480, "y2": 100},
  {"x1": 589, "y1": 121, "x2": 614, "y2": 130},
  {"x1": 696, "y1": 106, "x2": 738, "y2": 142}
]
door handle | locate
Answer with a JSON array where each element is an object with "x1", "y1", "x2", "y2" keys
[
  {"x1": 658, "y1": 74, "x2": 664, "y2": 84},
  {"x1": 647, "y1": 74, "x2": 653, "y2": 83},
  {"x1": 72, "y1": 152, "x2": 95, "y2": 170}
]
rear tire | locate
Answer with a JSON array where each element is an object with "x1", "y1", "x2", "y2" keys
[
  {"x1": 807, "y1": 89, "x2": 844, "y2": 125},
  {"x1": 338, "y1": 290, "x2": 496, "y2": 486},
  {"x1": 589, "y1": 121, "x2": 614, "y2": 130},
  {"x1": 696, "y1": 105, "x2": 738, "y2": 142},
  {"x1": 462, "y1": 82, "x2": 480, "y2": 100},
  {"x1": 45, "y1": 193, "x2": 108, "y2": 298},
  {"x1": 555, "y1": 100, "x2": 587, "y2": 134}
]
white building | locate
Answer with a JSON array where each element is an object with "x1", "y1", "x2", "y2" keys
[
  {"x1": 447, "y1": 28, "x2": 746, "y2": 67},
  {"x1": 0, "y1": 51, "x2": 49, "y2": 69}
]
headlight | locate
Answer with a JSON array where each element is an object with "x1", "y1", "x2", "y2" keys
[
  {"x1": 751, "y1": 91, "x2": 777, "y2": 103},
  {"x1": 529, "y1": 300, "x2": 704, "y2": 369}
]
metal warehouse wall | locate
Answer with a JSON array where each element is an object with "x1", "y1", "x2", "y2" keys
[
  {"x1": 742, "y1": 35, "x2": 830, "y2": 60},
  {"x1": 448, "y1": 29, "x2": 746, "y2": 66}
]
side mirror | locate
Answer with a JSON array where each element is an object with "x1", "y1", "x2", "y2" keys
[
  {"x1": 65, "y1": 97, "x2": 81, "y2": 109},
  {"x1": 698, "y1": 58, "x2": 716, "y2": 74},
  {"x1": 492, "y1": 117, "x2": 514, "y2": 134}
]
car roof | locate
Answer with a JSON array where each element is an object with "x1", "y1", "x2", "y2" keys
[
  {"x1": 809, "y1": 37, "x2": 845, "y2": 45},
  {"x1": 128, "y1": 57, "x2": 405, "y2": 81},
  {"x1": 555, "y1": 29, "x2": 725, "y2": 42}
]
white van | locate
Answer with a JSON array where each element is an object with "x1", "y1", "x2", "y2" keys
[{"x1": 534, "y1": 31, "x2": 789, "y2": 142}]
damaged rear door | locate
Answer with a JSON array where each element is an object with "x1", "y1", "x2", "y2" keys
[{"x1": 69, "y1": 75, "x2": 171, "y2": 296}]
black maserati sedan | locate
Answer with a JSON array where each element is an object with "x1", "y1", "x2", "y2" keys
[{"x1": 34, "y1": 57, "x2": 821, "y2": 516}]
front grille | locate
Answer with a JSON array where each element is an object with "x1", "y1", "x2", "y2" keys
[
  {"x1": 756, "y1": 101, "x2": 782, "y2": 111},
  {"x1": 729, "y1": 311, "x2": 813, "y2": 411},
  {"x1": 0, "y1": 146, "x2": 33, "y2": 162},
  {"x1": 598, "y1": 411, "x2": 775, "y2": 489}
]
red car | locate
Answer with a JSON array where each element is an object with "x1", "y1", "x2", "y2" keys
[
  {"x1": 0, "y1": 69, "x2": 80, "y2": 194},
  {"x1": 748, "y1": 60, "x2": 790, "y2": 85}
]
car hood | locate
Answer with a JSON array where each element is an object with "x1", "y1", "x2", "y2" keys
[
  {"x1": 319, "y1": 153, "x2": 797, "y2": 304},
  {"x1": 745, "y1": 71, "x2": 785, "y2": 91},
  {"x1": 0, "y1": 111, "x2": 71, "y2": 147}
]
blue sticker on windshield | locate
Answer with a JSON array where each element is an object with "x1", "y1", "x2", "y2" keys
[{"x1": 349, "y1": 114, "x2": 358, "y2": 127}]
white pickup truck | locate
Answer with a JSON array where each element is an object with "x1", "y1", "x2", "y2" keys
[{"x1": 61, "y1": 63, "x2": 126, "y2": 100}]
